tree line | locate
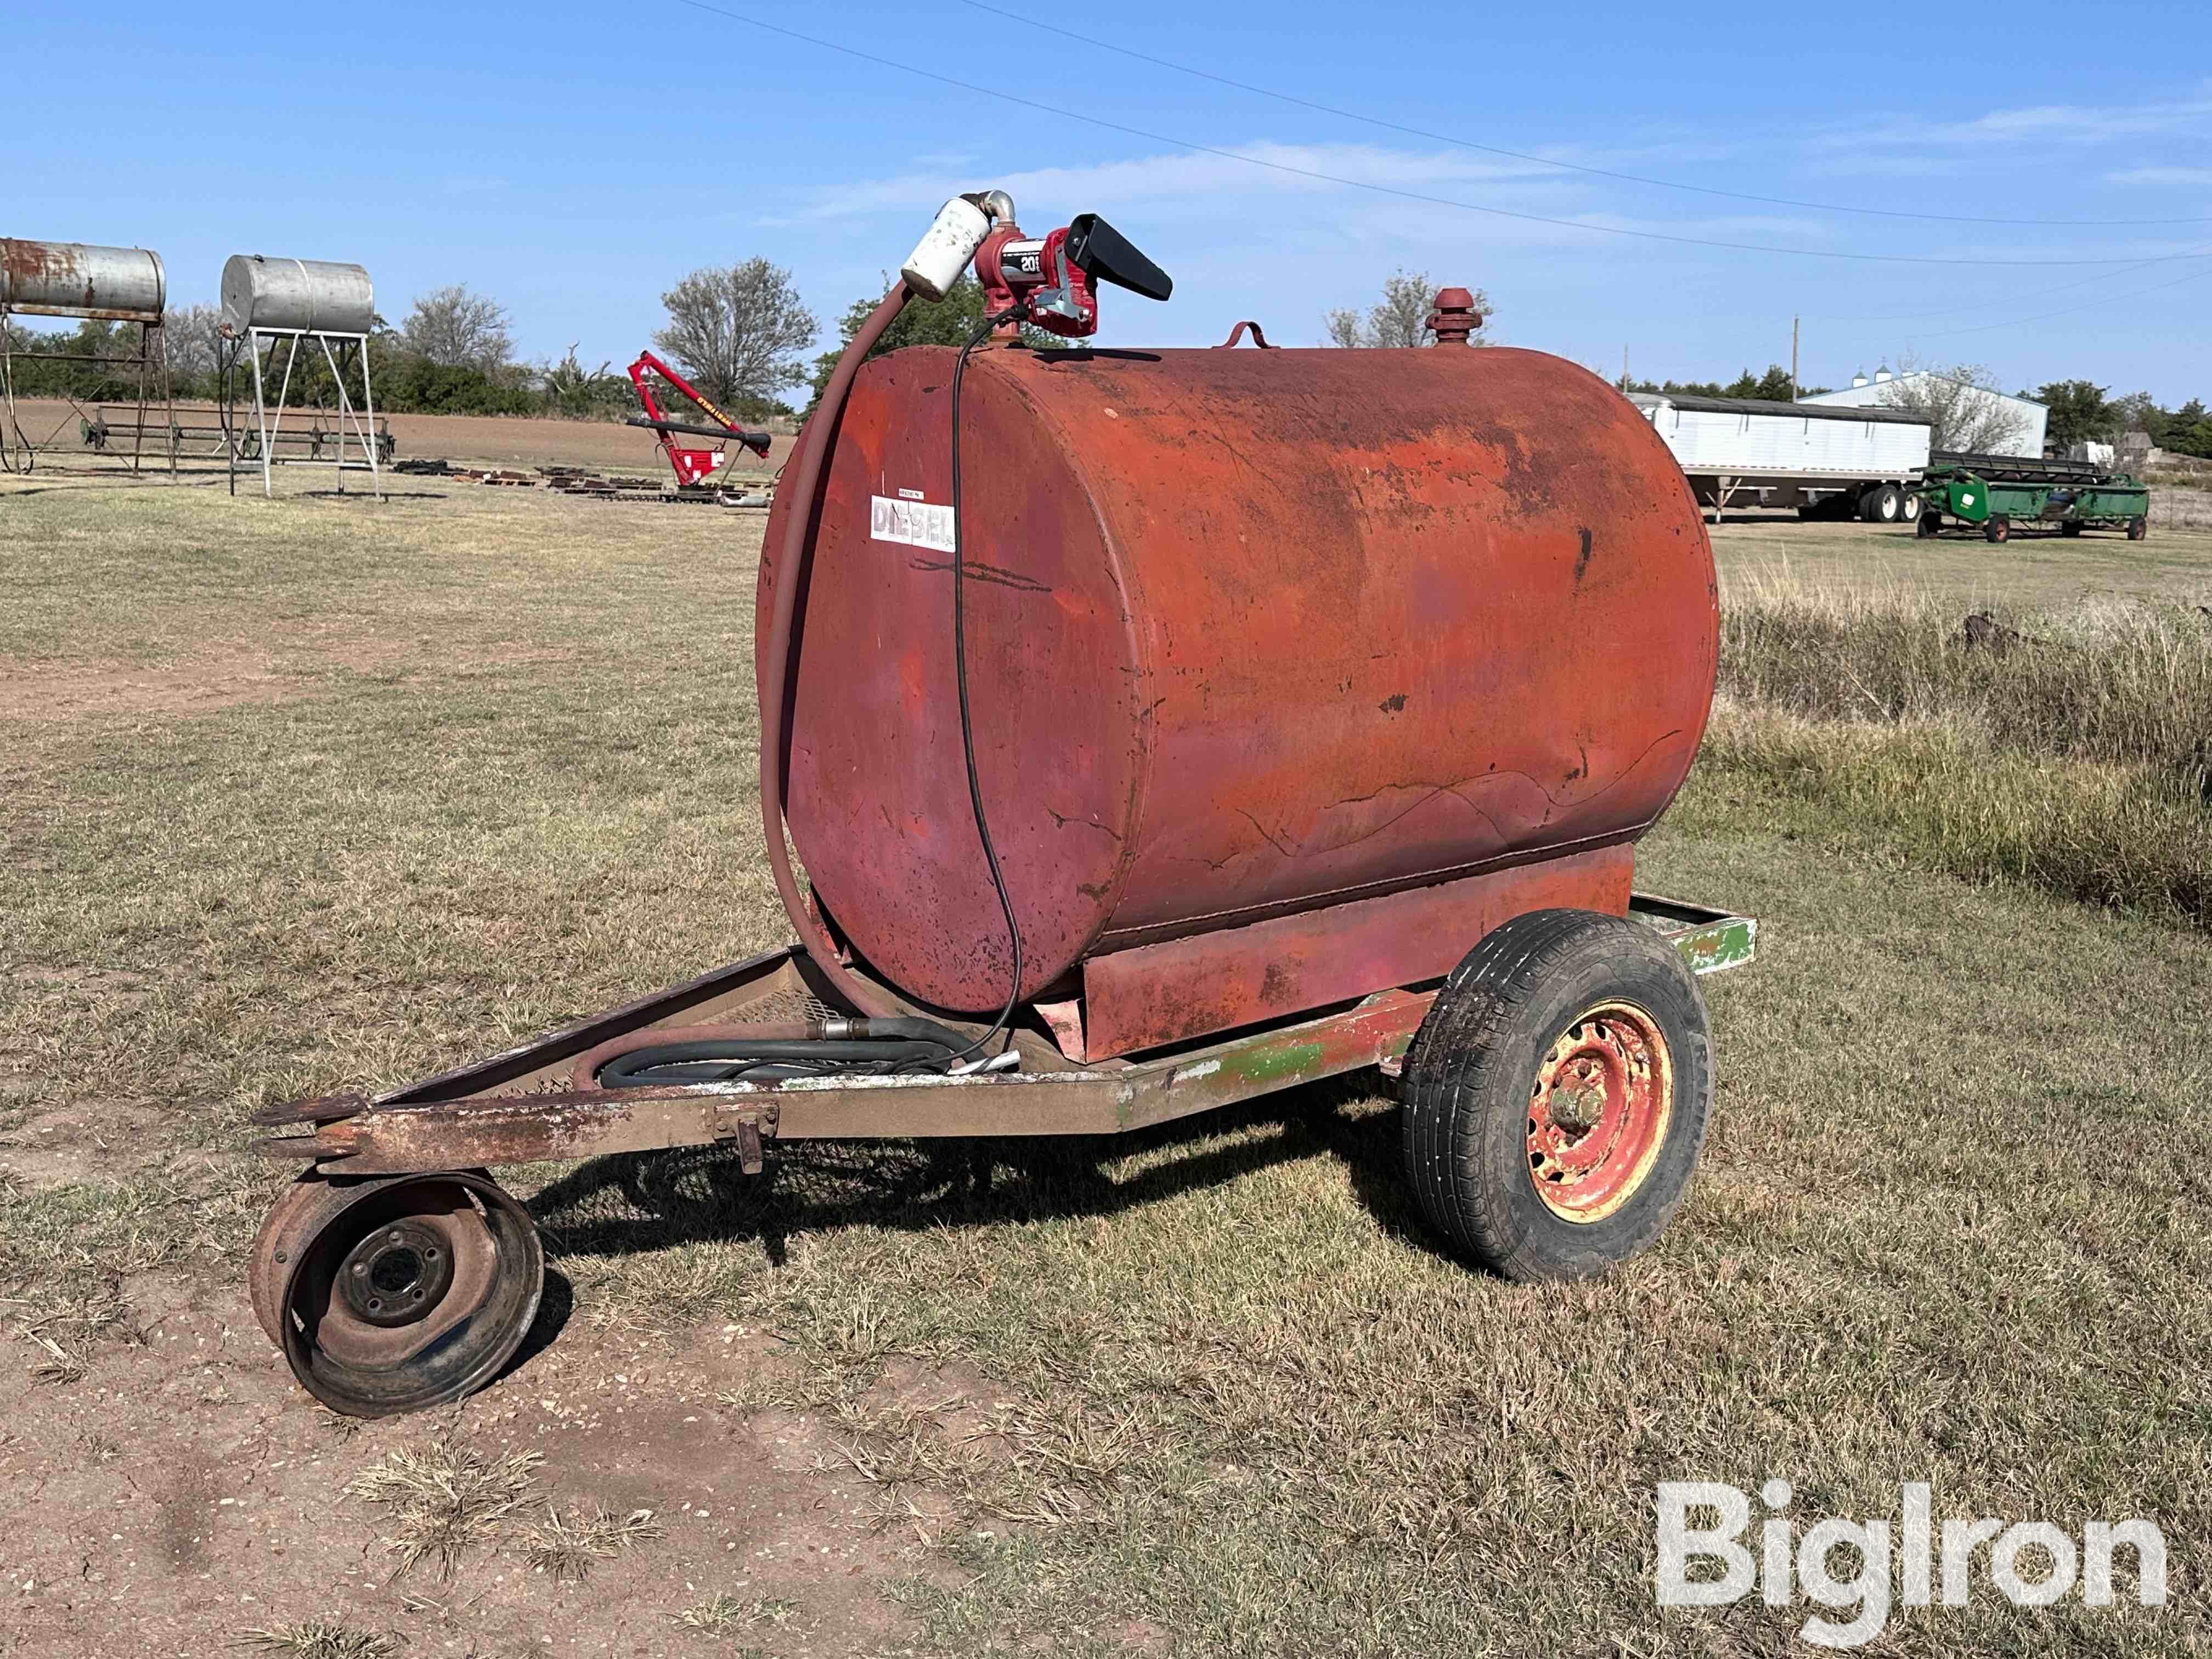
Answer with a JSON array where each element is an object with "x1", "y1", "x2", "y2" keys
[
  {"x1": 1, "y1": 289, "x2": 638, "y2": 420},
  {"x1": 12, "y1": 258, "x2": 2200, "y2": 458}
]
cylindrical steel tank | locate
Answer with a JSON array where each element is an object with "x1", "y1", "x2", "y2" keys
[
  {"x1": 764, "y1": 344, "x2": 1716, "y2": 1013},
  {"x1": 0, "y1": 240, "x2": 165, "y2": 323},
  {"x1": 220, "y1": 255, "x2": 375, "y2": 337}
]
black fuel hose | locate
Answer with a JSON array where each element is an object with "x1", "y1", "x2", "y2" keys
[
  {"x1": 758, "y1": 286, "x2": 915, "y2": 1022},
  {"x1": 935, "y1": 311, "x2": 1029, "y2": 1070},
  {"x1": 596, "y1": 1037, "x2": 958, "y2": 1088}
]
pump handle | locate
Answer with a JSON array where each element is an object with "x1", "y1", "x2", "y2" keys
[{"x1": 1065, "y1": 215, "x2": 1172, "y2": 302}]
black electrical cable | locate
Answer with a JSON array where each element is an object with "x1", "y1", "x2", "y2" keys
[{"x1": 938, "y1": 309, "x2": 1031, "y2": 1071}]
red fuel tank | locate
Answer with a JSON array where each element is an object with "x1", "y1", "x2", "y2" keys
[{"x1": 761, "y1": 342, "x2": 1716, "y2": 1047}]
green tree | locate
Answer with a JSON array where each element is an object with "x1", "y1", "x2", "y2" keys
[
  {"x1": 1624, "y1": 368, "x2": 1820, "y2": 400},
  {"x1": 2031, "y1": 379, "x2": 2114, "y2": 451},
  {"x1": 655, "y1": 258, "x2": 816, "y2": 411},
  {"x1": 2110, "y1": 390, "x2": 2168, "y2": 445},
  {"x1": 805, "y1": 273, "x2": 1063, "y2": 409},
  {"x1": 1720, "y1": 365, "x2": 1797, "y2": 401},
  {"x1": 1324, "y1": 270, "x2": 1493, "y2": 348}
]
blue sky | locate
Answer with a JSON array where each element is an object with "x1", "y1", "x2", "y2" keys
[{"x1": 13, "y1": 1, "x2": 2210, "y2": 400}]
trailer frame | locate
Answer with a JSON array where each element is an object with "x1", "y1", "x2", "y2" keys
[{"x1": 254, "y1": 894, "x2": 1755, "y2": 1176}]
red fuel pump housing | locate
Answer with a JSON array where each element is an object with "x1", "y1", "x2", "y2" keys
[{"x1": 760, "y1": 338, "x2": 1716, "y2": 1057}]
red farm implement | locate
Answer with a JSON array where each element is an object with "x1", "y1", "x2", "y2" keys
[{"x1": 625, "y1": 351, "x2": 772, "y2": 488}]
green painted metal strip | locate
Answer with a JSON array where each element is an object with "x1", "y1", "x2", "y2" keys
[{"x1": 1667, "y1": 915, "x2": 1757, "y2": 975}]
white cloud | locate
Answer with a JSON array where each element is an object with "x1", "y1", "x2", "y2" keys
[
  {"x1": 2107, "y1": 166, "x2": 2212, "y2": 187},
  {"x1": 1816, "y1": 92, "x2": 2212, "y2": 150},
  {"x1": 769, "y1": 140, "x2": 1584, "y2": 225}
]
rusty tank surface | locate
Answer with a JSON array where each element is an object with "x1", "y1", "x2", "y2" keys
[
  {"x1": 0, "y1": 238, "x2": 165, "y2": 322},
  {"x1": 764, "y1": 338, "x2": 1717, "y2": 1051}
]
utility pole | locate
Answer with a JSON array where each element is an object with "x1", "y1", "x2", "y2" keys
[{"x1": 1790, "y1": 315, "x2": 1800, "y2": 401}]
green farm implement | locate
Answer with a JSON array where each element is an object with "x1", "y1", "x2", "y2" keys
[{"x1": 1917, "y1": 450, "x2": 2149, "y2": 544}]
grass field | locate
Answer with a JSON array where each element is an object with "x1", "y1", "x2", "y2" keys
[{"x1": 4, "y1": 472, "x2": 2210, "y2": 1656}]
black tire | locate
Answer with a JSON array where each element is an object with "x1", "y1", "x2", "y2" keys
[
  {"x1": 1985, "y1": 515, "x2": 2011, "y2": 544},
  {"x1": 1400, "y1": 909, "x2": 1713, "y2": 1280},
  {"x1": 1900, "y1": 490, "x2": 1923, "y2": 523},
  {"x1": 1916, "y1": 510, "x2": 1941, "y2": 539},
  {"x1": 2061, "y1": 521, "x2": 2084, "y2": 538},
  {"x1": 1859, "y1": 483, "x2": 1902, "y2": 523},
  {"x1": 2128, "y1": 516, "x2": 2148, "y2": 541}
]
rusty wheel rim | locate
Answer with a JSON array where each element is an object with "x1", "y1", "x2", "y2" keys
[
  {"x1": 268, "y1": 1171, "x2": 542, "y2": 1417},
  {"x1": 1526, "y1": 1000, "x2": 1673, "y2": 1223}
]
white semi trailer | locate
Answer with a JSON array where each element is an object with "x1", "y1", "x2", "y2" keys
[{"x1": 1630, "y1": 392, "x2": 1933, "y2": 524}]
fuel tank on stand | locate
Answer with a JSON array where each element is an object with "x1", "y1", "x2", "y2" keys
[{"x1": 761, "y1": 341, "x2": 1716, "y2": 1057}]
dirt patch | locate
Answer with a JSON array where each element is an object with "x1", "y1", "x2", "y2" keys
[
  {"x1": 0, "y1": 1269, "x2": 955, "y2": 1657},
  {"x1": 0, "y1": 639, "x2": 566, "y2": 722},
  {"x1": 0, "y1": 650, "x2": 301, "y2": 721},
  {"x1": 0, "y1": 1101, "x2": 169, "y2": 1189}
]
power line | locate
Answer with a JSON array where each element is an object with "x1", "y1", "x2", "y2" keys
[
  {"x1": 1815, "y1": 238, "x2": 2212, "y2": 324},
  {"x1": 955, "y1": 0, "x2": 2212, "y2": 231},
  {"x1": 1902, "y1": 259, "x2": 2212, "y2": 341},
  {"x1": 669, "y1": 0, "x2": 2211, "y2": 269}
]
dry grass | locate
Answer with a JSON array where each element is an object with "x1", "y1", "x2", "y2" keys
[
  {"x1": 674, "y1": 1592, "x2": 801, "y2": 1634},
  {"x1": 345, "y1": 1440, "x2": 661, "y2": 1584},
  {"x1": 1711, "y1": 565, "x2": 2212, "y2": 924},
  {"x1": 345, "y1": 1444, "x2": 544, "y2": 1578},
  {"x1": 1721, "y1": 566, "x2": 2212, "y2": 772},
  {"x1": 7, "y1": 485, "x2": 2212, "y2": 1652},
  {"x1": 517, "y1": 1503, "x2": 663, "y2": 1581},
  {"x1": 231, "y1": 1622, "x2": 399, "y2": 1659},
  {"x1": 1706, "y1": 514, "x2": 2212, "y2": 610}
]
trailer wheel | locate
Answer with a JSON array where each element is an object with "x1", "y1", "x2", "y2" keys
[
  {"x1": 2128, "y1": 516, "x2": 2148, "y2": 541},
  {"x1": 1859, "y1": 484, "x2": 1903, "y2": 523},
  {"x1": 1916, "y1": 510, "x2": 1941, "y2": 539},
  {"x1": 1400, "y1": 909, "x2": 1713, "y2": 1280},
  {"x1": 1900, "y1": 490, "x2": 1923, "y2": 522},
  {"x1": 2061, "y1": 521, "x2": 2084, "y2": 537},
  {"x1": 1984, "y1": 515, "x2": 2012, "y2": 544},
  {"x1": 250, "y1": 1169, "x2": 543, "y2": 1417}
]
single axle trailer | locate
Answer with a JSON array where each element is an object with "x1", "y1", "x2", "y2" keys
[
  {"x1": 246, "y1": 188, "x2": 1756, "y2": 1419},
  {"x1": 250, "y1": 897, "x2": 1754, "y2": 1416},
  {"x1": 1918, "y1": 451, "x2": 2150, "y2": 543}
]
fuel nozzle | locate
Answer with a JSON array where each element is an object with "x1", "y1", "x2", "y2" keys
[{"x1": 978, "y1": 211, "x2": 1172, "y2": 340}]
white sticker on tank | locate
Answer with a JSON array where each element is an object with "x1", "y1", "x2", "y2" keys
[{"x1": 871, "y1": 494, "x2": 955, "y2": 552}]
